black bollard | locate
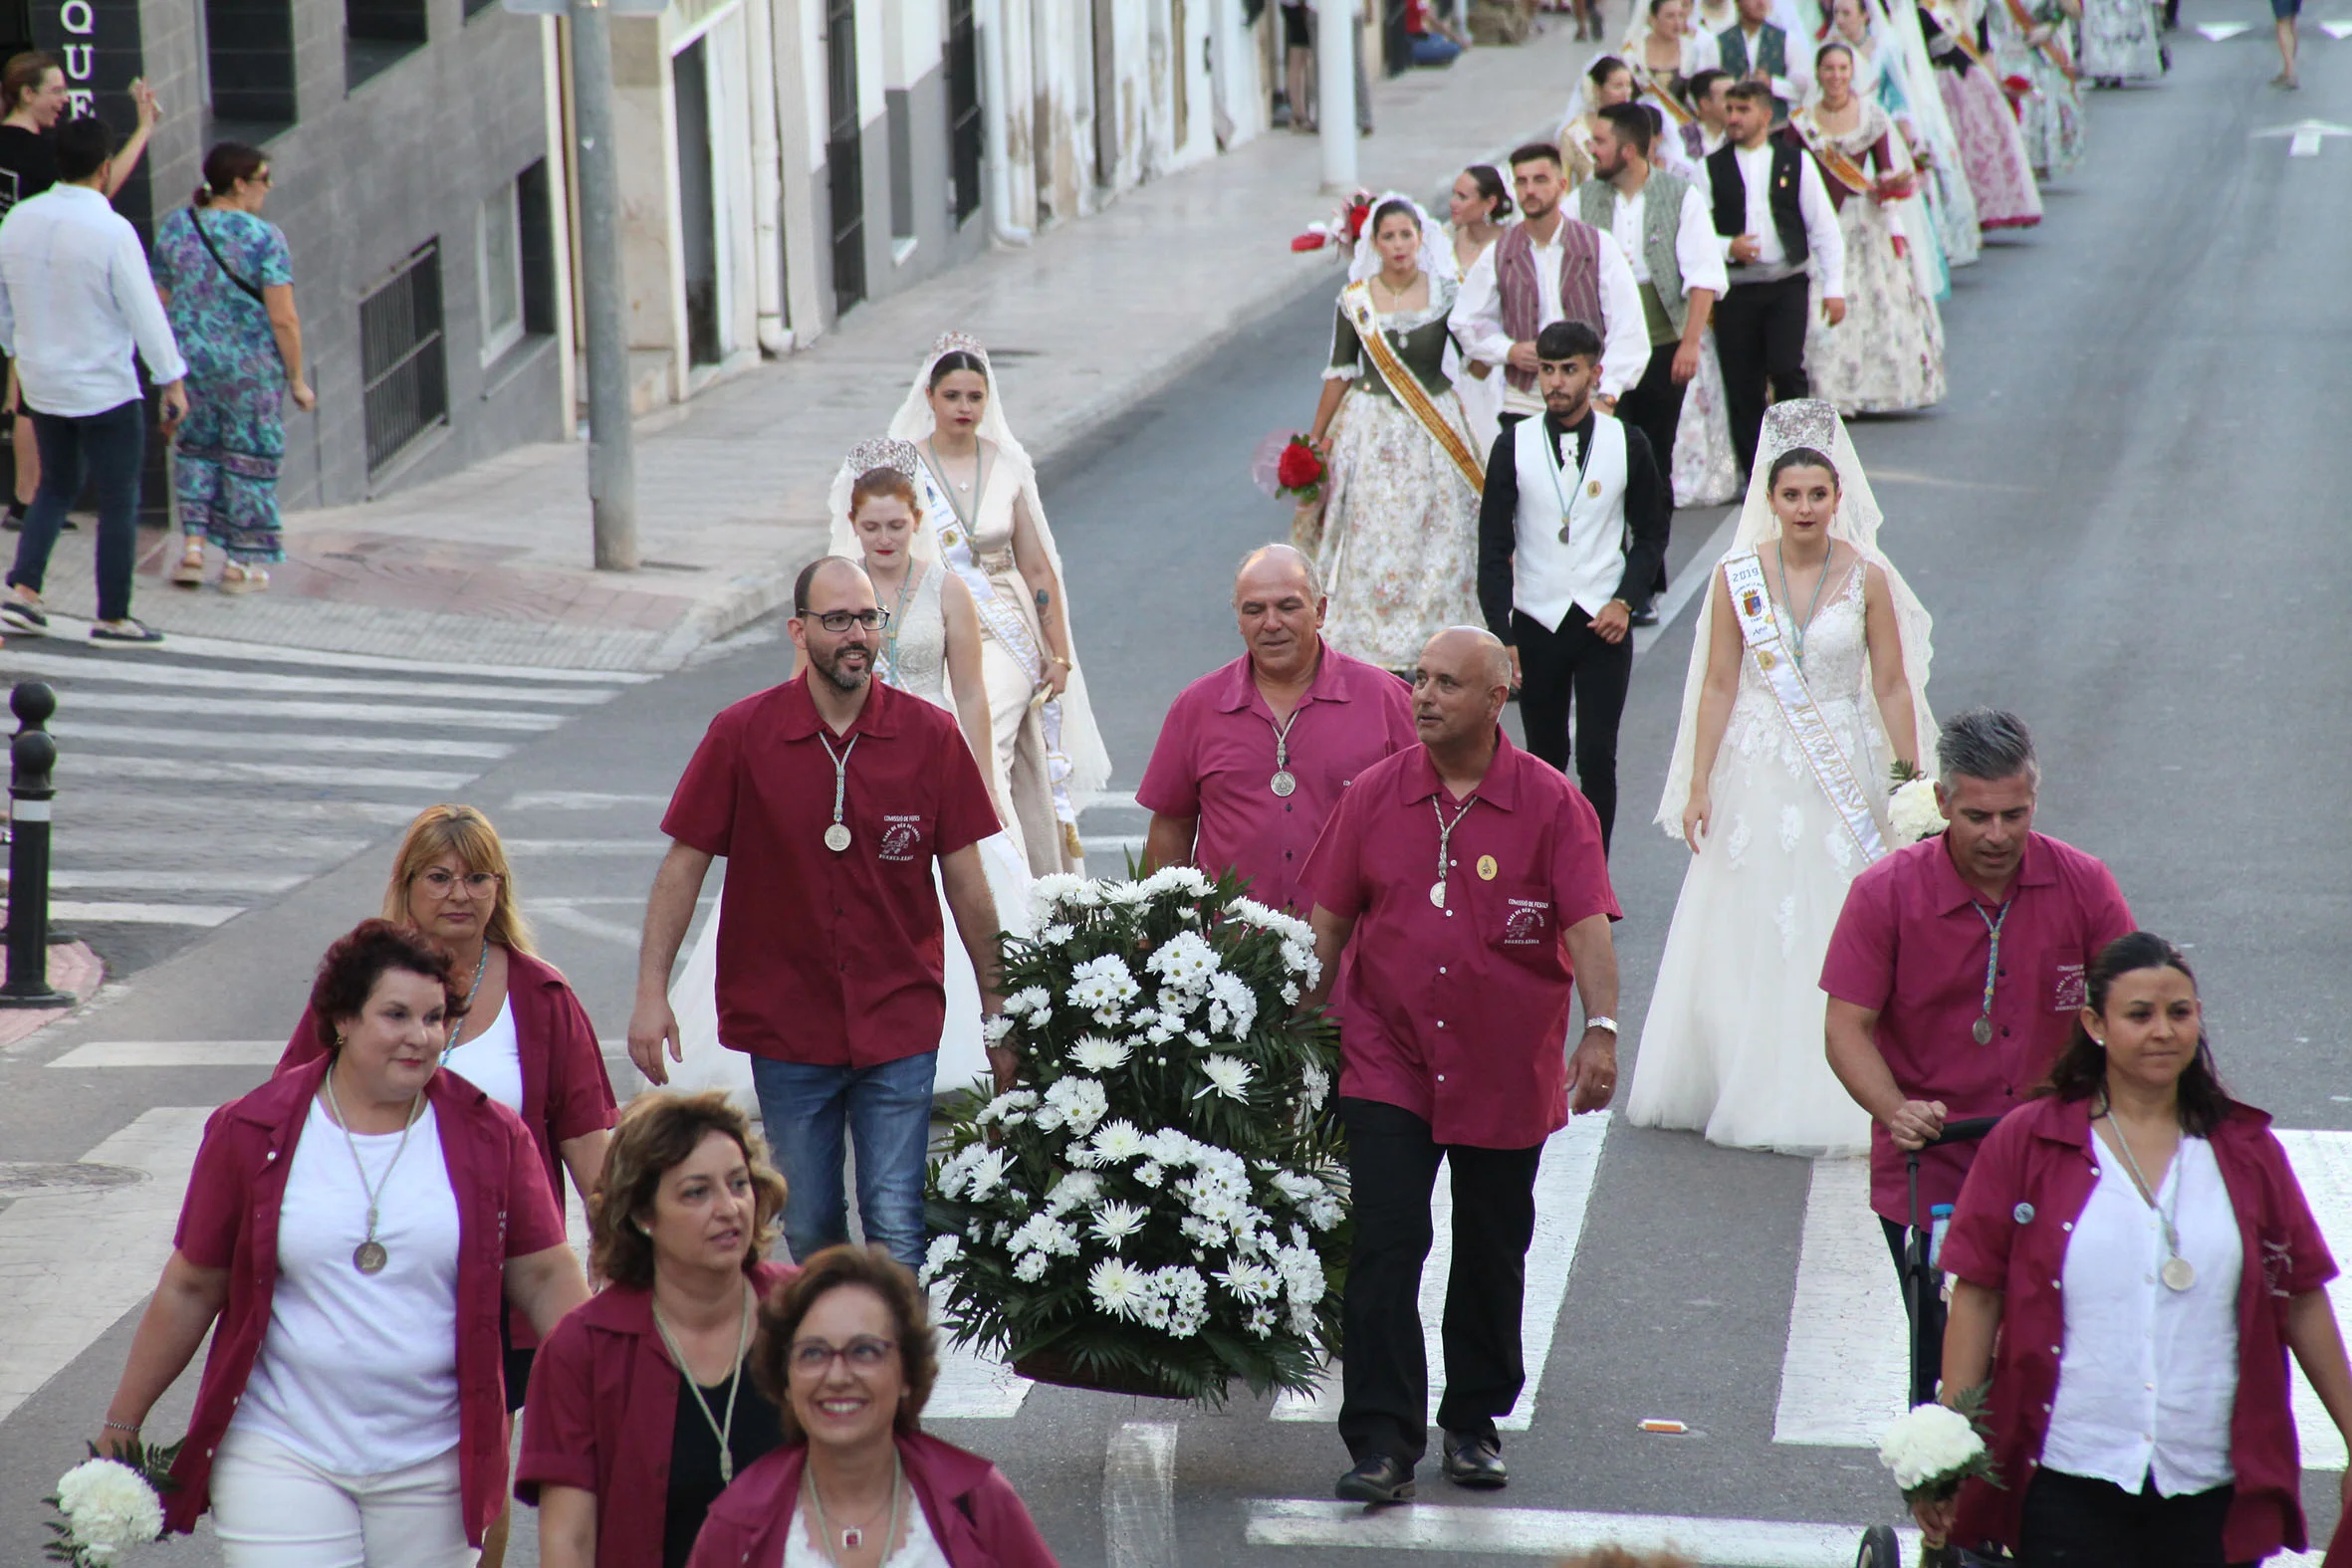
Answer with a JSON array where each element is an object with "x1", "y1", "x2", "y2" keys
[{"x1": 1, "y1": 682, "x2": 74, "y2": 1008}]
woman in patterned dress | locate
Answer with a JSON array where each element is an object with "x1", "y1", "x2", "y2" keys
[
  {"x1": 1304, "y1": 196, "x2": 1483, "y2": 674},
  {"x1": 1925, "y1": 0, "x2": 2044, "y2": 230},
  {"x1": 2079, "y1": 0, "x2": 2164, "y2": 84},
  {"x1": 1991, "y1": 0, "x2": 2088, "y2": 176},
  {"x1": 152, "y1": 142, "x2": 314, "y2": 594}
]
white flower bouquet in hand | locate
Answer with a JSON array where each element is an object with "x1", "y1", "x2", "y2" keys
[
  {"x1": 1878, "y1": 1396, "x2": 1998, "y2": 1507},
  {"x1": 46, "y1": 1443, "x2": 177, "y2": 1565},
  {"x1": 925, "y1": 864, "x2": 1345, "y2": 1403},
  {"x1": 1888, "y1": 762, "x2": 1946, "y2": 844}
]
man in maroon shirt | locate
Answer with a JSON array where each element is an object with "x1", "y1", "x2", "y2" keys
[
  {"x1": 628, "y1": 557, "x2": 1006, "y2": 1270},
  {"x1": 1301, "y1": 626, "x2": 1621, "y2": 1504},
  {"x1": 1822, "y1": 708, "x2": 2133, "y2": 1379},
  {"x1": 1137, "y1": 544, "x2": 1415, "y2": 914}
]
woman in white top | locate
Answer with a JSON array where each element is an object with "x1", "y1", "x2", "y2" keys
[
  {"x1": 1445, "y1": 165, "x2": 1513, "y2": 462},
  {"x1": 1922, "y1": 933, "x2": 2352, "y2": 1563},
  {"x1": 275, "y1": 804, "x2": 617, "y2": 1568},
  {"x1": 687, "y1": 1246, "x2": 1058, "y2": 1568}
]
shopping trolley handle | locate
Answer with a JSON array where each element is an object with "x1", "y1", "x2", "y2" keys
[{"x1": 1929, "y1": 1115, "x2": 2002, "y2": 1148}]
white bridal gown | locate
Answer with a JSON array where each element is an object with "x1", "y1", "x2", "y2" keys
[{"x1": 1626, "y1": 560, "x2": 1889, "y2": 1156}]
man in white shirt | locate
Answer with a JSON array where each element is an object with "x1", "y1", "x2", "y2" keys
[
  {"x1": 1449, "y1": 141, "x2": 1649, "y2": 428},
  {"x1": 1703, "y1": 82, "x2": 1844, "y2": 476},
  {"x1": 1683, "y1": 68, "x2": 1734, "y2": 162},
  {"x1": 0, "y1": 116, "x2": 185, "y2": 646},
  {"x1": 1718, "y1": 0, "x2": 1814, "y2": 113},
  {"x1": 1580, "y1": 103, "x2": 1728, "y2": 624}
]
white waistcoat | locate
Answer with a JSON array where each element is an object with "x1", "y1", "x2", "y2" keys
[{"x1": 1511, "y1": 413, "x2": 1631, "y2": 632}]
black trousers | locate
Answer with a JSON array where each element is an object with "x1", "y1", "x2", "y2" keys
[
  {"x1": 1337, "y1": 1097, "x2": 1544, "y2": 1467},
  {"x1": 1881, "y1": 1217, "x2": 1948, "y2": 1408},
  {"x1": 2018, "y1": 1469, "x2": 2243, "y2": 1568},
  {"x1": 1512, "y1": 607, "x2": 1632, "y2": 849},
  {"x1": 1714, "y1": 274, "x2": 1812, "y2": 477},
  {"x1": 1612, "y1": 338, "x2": 1688, "y2": 595}
]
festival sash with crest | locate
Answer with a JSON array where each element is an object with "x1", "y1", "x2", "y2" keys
[
  {"x1": 1630, "y1": 61, "x2": 1697, "y2": 125},
  {"x1": 1339, "y1": 281, "x2": 1486, "y2": 496},
  {"x1": 1919, "y1": 0, "x2": 1991, "y2": 69},
  {"x1": 1997, "y1": 0, "x2": 2080, "y2": 80},
  {"x1": 1722, "y1": 551, "x2": 1888, "y2": 862},
  {"x1": 1789, "y1": 112, "x2": 1875, "y2": 196}
]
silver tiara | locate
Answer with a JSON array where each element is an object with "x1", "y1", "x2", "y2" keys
[
  {"x1": 929, "y1": 331, "x2": 987, "y2": 363},
  {"x1": 1762, "y1": 399, "x2": 1839, "y2": 459},
  {"x1": 844, "y1": 437, "x2": 919, "y2": 479}
]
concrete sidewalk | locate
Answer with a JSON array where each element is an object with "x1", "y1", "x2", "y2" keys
[{"x1": 27, "y1": 28, "x2": 1592, "y2": 672}]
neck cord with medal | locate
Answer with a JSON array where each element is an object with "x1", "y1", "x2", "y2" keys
[
  {"x1": 1542, "y1": 413, "x2": 1600, "y2": 544},
  {"x1": 1429, "y1": 794, "x2": 1479, "y2": 908},
  {"x1": 651, "y1": 1279, "x2": 756, "y2": 1484},
  {"x1": 440, "y1": 940, "x2": 489, "y2": 1062},
  {"x1": 1771, "y1": 543, "x2": 1835, "y2": 671},
  {"x1": 1268, "y1": 704, "x2": 1305, "y2": 797},
  {"x1": 805, "y1": 1449, "x2": 904, "y2": 1560},
  {"x1": 322, "y1": 1067, "x2": 426, "y2": 1275},
  {"x1": 818, "y1": 731, "x2": 859, "y2": 852},
  {"x1": 1968, "y1": 898, "x2": 2012, "y2": 1045},
  {"x1": 2097, "y1": 1099, "x2": 2197, "y2": 1291}
]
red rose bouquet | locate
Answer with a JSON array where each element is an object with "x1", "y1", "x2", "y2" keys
[{"x1": 1274, "y1": 436, "x2": 1326, "y2": 503}]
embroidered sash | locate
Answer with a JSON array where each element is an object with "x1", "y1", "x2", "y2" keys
[
  {"x1": 1919, "y1": 0, "x2": 1991, "y2": 69},
  {"x1": 1997, "y1": 0, "x2": 2079, "y2": 79},
  {"x1": 1722, "y1": 551, "x2": 1887, "y2": 862},
  {"x1": 1788, "y1": 112, "x2": 1875, "y2": 196},
  {"x1": 1339, "y1": 281, "x2": 1486, "y2": 496},
  {"x1": 1630, "y1": 61, "x2": 1697, "y2": 124}
]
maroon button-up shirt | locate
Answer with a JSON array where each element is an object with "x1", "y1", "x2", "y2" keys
[
  {"x1": 1940, "y1": 1096, "x2": 2337, "y2": 1560},
  {"x1": 1820, "y1": 831, "x2": 2134, "y2": 1223},
  {"x1": 1301, "y1": 731, "x2": 1619, "y2": 1150},
  {"x1": 1136, "y1": 642, "x2": 1416, "y2": 916},
  {"x1": 662, "y1": 675, "x2": 1000, "y2": 1067}
]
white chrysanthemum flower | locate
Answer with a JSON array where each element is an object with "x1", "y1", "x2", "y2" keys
[
  {"x1": 1180, "y1": 1215, "x2": 1226, "y2": 1248},
  {"x1": 1009, "y1": 1213, "x2": 1081, "y2": 1258},
  {"x1": 1040, "y1": 923, "x2": 1076, "y2": 946},
  {"x1": 1140, "y1": 863, "x2": 1213, "y2": 900},
  {"x1": 53, "y1": 1458, "x2": 164, "y2": 1550},
  {"x1": 1002, "y1": 986, "x2": 1052, "y2": 1017},
  {"x1": 1067, "y1": 1034, "x2": 1131, "y2": 1073},
  {"x1": 1214, "y1": 1258, "x2": 1284, "y2": 1302},
  {"x1": 1205, "y1": 971, "x2": 1259, "y2": 1038},
  {"x1": 1141, "y1": 1128, "x2": 1199, "y2": 1166},
  {"x1": 982, "y1": 1013, "x2": 1018, "y2": 1044},
  {"x1": 1013, "y1": 1250, "x2": 1051, "y2": 1283},
  {"x1": 1091, "y1": 1201, "x2": 1147, "y2": 1249},
  {"x1": 1146, "y1": 930, "x2": 1221, "y2": 992},
  {"x1": 1134, "y1": 1161, "x2": 1165, "y2": 1188},
  {"x1": 1066, "y1": 954, "x2": 1142, "y2": 1023},
  {"x1": 1045, "y1": 1172, "x2": 1102, "y2": 1217},
  {"x1": 934, "y1": 1144, "x2": 983, "y2": 1199},
  {"x1": 1304, "y1": 1194, "x2": 1344, "y2": 1231},
  {"x1": 964, "y1": 1147, "x2": 1011, "y2": 1200},
  {"x1": 1269, "y1": 1170, "x2": 1322, "y2": 1205},
  {"x1": 1090, "y1": 1120, "x2": 1146, "y2": 1164},
  {"x1": 1197, "y1": 1054, "x2": 1254, "y2": 1103},
  {"x1": 1089, "y1": 1257, "x2": 1150, "y2": 1320},
  {"x1": 919, "y1": 1232, "x2": 964, "y2": 1287},
  {"x1": 974, "y1": 1089, "x2": 1039, "y2": 1128},
  {"x1": 1100, "y1": 878, "x2": 1151, "y2": 905},
  {"x1": 1878, "y1": 1403, "x2": 1988, "y2": 1490},
  {"x1": 1299, "y1": 1062, "x2": 1331, "y2": 1111},
  {"x1": 1888, "y1": 778, "x2": 1947, "y2": 845},
  {"x1": 1063, "y1": 1138, "x2": 1104, "y2": 1170},
  {"x1": 1043, "y1": 1075, "x2": 1110, "y2": 1137},
  {"x1": 1153, "y1": 1265, "x2": 1212, "y2": 1338},
  {"x1": 1030, "y1": 873, "x2": 1085, "y2": 919},
  {"x1": 1247, "y1": 1305, "x2": 1278, "y2": 1338}
]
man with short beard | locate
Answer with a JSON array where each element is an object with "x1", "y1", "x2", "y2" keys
[{"x1": 629, "y1": 556, "x2": 1007, "y2": 1271}]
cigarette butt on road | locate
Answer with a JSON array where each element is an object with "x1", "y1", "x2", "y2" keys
[{"x1": 1639, "y1": 1419, "x2": 1689, "y2": 1434}]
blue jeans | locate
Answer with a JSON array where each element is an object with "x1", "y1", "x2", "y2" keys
[
  {"x1": 750, "y1": 1051, "x2": 936, "y2": 1272},
  {"x1": 10, "y1": 399, "x2": 145, "y2": 622},
  {"x1": 1410, "y1": 33, "x2": 1463, "y2": 66}
]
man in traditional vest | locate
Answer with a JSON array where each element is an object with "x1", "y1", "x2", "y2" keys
[
  {"x1": 1582, "y1": 103, "x2": 1727, "y2": 625},
  {"x1": 1717, "y1": 0, "x2": 1810, "y2": 115},
  {"x1": 1707, "y1": 81, "x2": 1845, "y2": 476},
  {"x1": 1682, "y1": 68, "x2": 1734, "y2": 163},
  {"x1": 1473, "y1": 321, "x2": 1669, "y2": 852},
  {"x1": 1451, "y1": 141, "x2": 1649, "y2": 432}
]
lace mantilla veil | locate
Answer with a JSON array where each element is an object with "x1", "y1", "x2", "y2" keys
[
  {"x1": 1653, "y1": 399, "x2": 1938, "y2": 841},
  {"x1": 824, "y1": 333, "x2": 1111, "y2": 795},
  {"x1": 1348, "y1": 192, "x2": 1460, "y2": 287}
]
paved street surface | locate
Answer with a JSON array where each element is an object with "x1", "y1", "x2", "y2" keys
[{"x1": 4, "y1": 8, "x2": 2352, "y2": 1565}]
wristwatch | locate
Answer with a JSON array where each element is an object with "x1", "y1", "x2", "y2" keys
[{"x1": 1584, "y1": 1016, "x2": 1618, "y2": 1034}]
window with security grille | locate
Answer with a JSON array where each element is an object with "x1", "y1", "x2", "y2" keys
[{"x1": 359, "y1": 241, "x2": 449, "y2": 475}]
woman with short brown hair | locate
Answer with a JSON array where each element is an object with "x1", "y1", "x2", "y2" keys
[
  {"x1": 521, "y1": 1090, "x2": 795, "y2": 1568},
  {"x1": 689, "y1": 1245, "x2": 1058, "y2": 1567}
]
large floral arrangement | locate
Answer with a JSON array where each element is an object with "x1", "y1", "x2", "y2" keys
[{"x1": 924, "y1": 865, "x2": 1347, "y2": 1403}]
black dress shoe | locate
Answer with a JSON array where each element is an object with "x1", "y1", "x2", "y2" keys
[
  {"x1": 1629, "y1": 607, "x2": 1659, "y2": 628},
  {"x1": 1334, "y1": 1454, "x2": 1416, "y2": 1504},
  {"x1": 1441, "y1": 1432, "x2": 1508, "y2": 1488}
]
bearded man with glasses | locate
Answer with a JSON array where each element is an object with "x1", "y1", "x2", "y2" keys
[{"x1": 631, "y1": 556, "x2": 1008, "y2": 1271}]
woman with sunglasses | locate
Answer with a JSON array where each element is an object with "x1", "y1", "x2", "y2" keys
[
  {"x1": 280, "y1": 802, "x2": 618, "y2": 1567},
  {"x1": 688, "y1": 1245, "x2": 1058, "y2": 1567}
]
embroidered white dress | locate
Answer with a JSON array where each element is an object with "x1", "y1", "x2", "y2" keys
[{"x1": 1626, "y1": 560, "x2": 1890, "y2": 1155}]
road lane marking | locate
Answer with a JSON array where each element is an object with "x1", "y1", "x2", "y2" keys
[
  {"x1": 1243, "y1": 1500, "x2": 1919, "y2": 1563},
  {"x1": 1775, "y1": 1157, "x2": 1907, "y2": 1447},
  {"x1": 54, "y1": 753, "x2": 477, "y2": 791},
  {"x1": 103, "y1": 629, "x2": 653, "y2": 684},
  {"x1": 2322, "y1": 19, "x2": 2352, "y2": 38},
  {"x1": 46, "y1": 1041, "x2": 284, "y2": 1068},
  {"x1": 504, "y1": 791, "x2": 673, "y2": 810},
  {"x1": 6, "y1": 869, "x2": 306, "y2": 895},
  {"x1": 28, "y1": 900, "x2": 247, "y2": 927},
  {"x1": 2196, "y1": 20, "x2": 2251, "y2": 37},
  {"x1": 1103, "y1": 1421, "x2": 1179, "y2": 1568},
  {"x1": 1272, "y1": 1114, "x2": 1608, "y2": 1429},
  {"x1": 0, "y1": 651, "x2": 619, "y2": 703},
  {"x1": 2253, "y1": 117, "x2": 2352, "y2": 156},
  {"x1": 503, "y1": 839, "x2": 675, "y2": 856},
  {"x1": 56, "y1": 692, "x2": 570, "y2": 730},
  {"x1": 0, "y1": 1107, "x2": 209, "y2": 1424},
  {"x1": 2278, "y1": 1131, "x2": 2352, "y2": 1469},
  {"x1": 50, "y1": 722, "x2": 516, "y2": 761},
  {"x1": 536, "y1": 905, "x2": 647, "y2": 948}
]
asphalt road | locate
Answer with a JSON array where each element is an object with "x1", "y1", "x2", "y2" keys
[{"x1": 3, "y1": 14, "x2": 2350, "y2": 1564}]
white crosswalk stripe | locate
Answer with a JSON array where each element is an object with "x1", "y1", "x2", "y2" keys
[{"x1": 0, "y1": 636, "x2": 639, "y2": 947}]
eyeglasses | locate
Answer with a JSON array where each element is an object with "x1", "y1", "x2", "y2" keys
[
  {"x1": 808, "y1": 609, "x2": 890, "y2": 634},
  {"x1": 788, "y1": 1335, "x2": 897, "y2": 1374},
  {"x1": 415, "y1": 870, "x2": 502, "y2": 897}
]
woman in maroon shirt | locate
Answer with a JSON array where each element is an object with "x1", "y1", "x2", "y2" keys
[
  {"x1": 688, "y1": 1246, "x2": 1058, "y2": 1568},
  {"x1": 1921, "y1": 932, "x2": 2352, "y2": 1564},
  {"x1": 519, "y1": 1090, "x2": 796, "y2": 1568}
]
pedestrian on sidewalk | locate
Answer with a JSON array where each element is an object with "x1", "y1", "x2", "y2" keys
[
  {"x1": 95, "y1": 919, "x2": 588, "y2": 1566},
  {"x1": 1280, "y1": 0, "x2": 1377, "y2": 133},
  {"x1": 154, "y1": 140, "x2": 315, "y2": 594},
  {"x1": 0, "y1": 114, "x2": 186, "y2": 646},
  {"x1": 0, "y1": 55, "x2": 160, "y2": 532},
  {"x1": 1137, "y1": 544, "x2": 1415, "y2": 916},
  {"x1": 1450, "y1": 142, "x2": 1650, "y2": 433},
  {"x1": 275, "y1": 802, "x2": 618, "y2": 1568},
  {"x1": 1299, "y1": 626, "x2": 1622, "y2": 1505},
  {"x1": 520, "y1": 1091, "x2": 797, "y2": 1568},
  {"x1": 1820, "y1": 708, "x2": 2134, "y2": 1389},
  {"x1": 1474, "y1": 321, "x2": 1669, "y2": 849},
  {"x1": 630, "y1": 557, "x2": 1007, "y2": 1273}
]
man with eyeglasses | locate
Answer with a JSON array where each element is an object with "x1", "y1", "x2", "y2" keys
[{"x1": 630, "y1": 556, "x2": 1007, "y2": 1271}]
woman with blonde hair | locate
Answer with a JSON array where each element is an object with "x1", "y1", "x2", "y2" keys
[
  {"x1": 278, "y1": 802, "x2": 617, "y2": 1566},
  {"x1": 521, "y1": 1090, "x2": 798, "y2": 1567}
]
